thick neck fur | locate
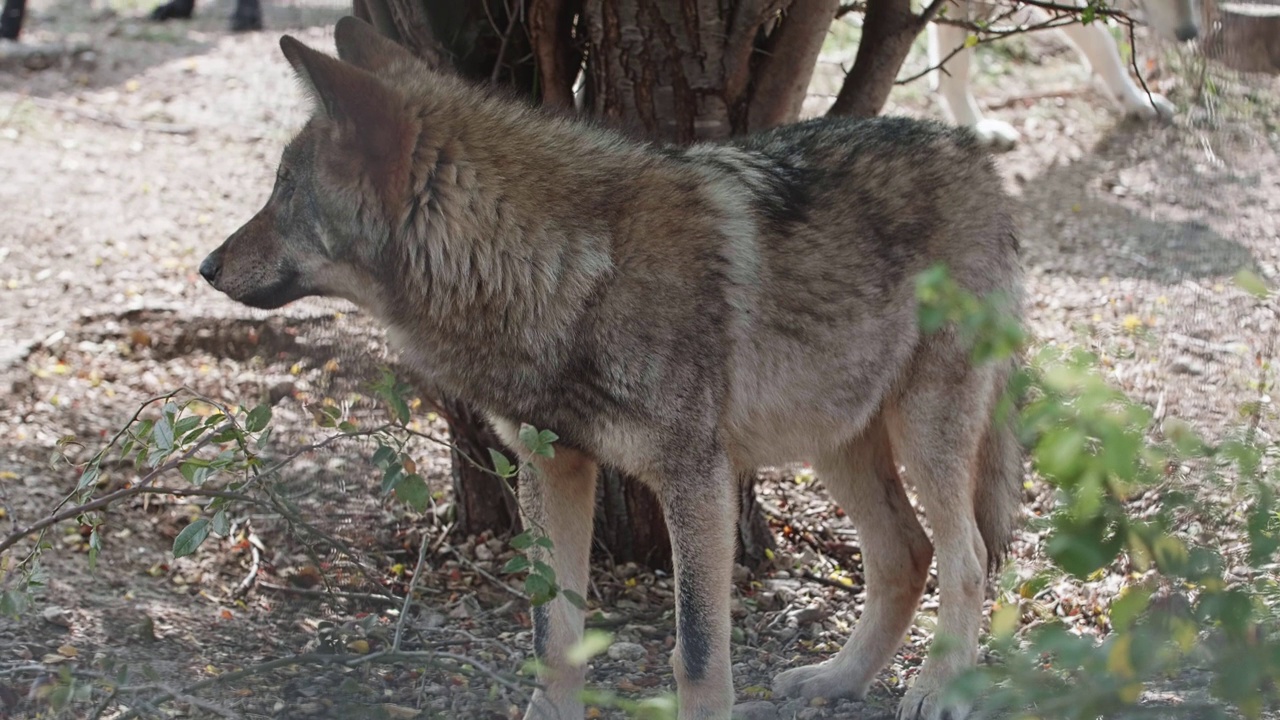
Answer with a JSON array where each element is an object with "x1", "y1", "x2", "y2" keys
[{"x1": 375, "y1": 72, "x2": 636, "y2": 410}]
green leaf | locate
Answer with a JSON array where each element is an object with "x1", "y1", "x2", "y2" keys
[
  {"x1": 245, "y1": 404, "x2": 272, "y2": 433},
  {"x1": 502, "y1": 556, "x2": 531, "y2": 574},
  {"x1": 533, "y1": 560, "x2": 557, "y2": 584},
  {"x1": 488, "y1": 448, "x2": 516, "y2": 478},
  {"x1": 395, "y1": 473, "x2": 430, "y2": 512},
  {"x1": 525, "y1": 573, "x2": 554, "y2": 605},
  {"x1": 179, "y1": 459, "x2": 211, "y2": 485},
  {"x1": 88, "y1": 528, "x2": 102, "y2": 570},
  {"x1": 1108, "y1": 586, "x2": 1153, "y2": 631},
  {"x1": 1234, "y1": 269, "x2": 1271, "y2": 299},
  {"x1": 1035, "y1": 427, "x2": 1089, "y2": 482},
  {"x1": 518, "y1": 424, "x2": 540, "y2": 453},
  {"x1": 372, "y1": 444, "x2": 397, "y2": 468},
  {"x1": 567, "y1": 630, "x2": 614, "y2": 665},
  {"x1": 173, "y1": 518, "x2": 211, "y2": 558},
  {"x1": 990, "y1": 602, "x2": 1020, "y2": 639},
  {"x1": 76, "y1": 465, "x2": 100, "y2": 491},
  {"x1": 381, "y1": 464, "x2": 404, "y2": 494},
  {"x1": 173, "y1": 415, "x2": 202, "y2": 443},
  {"x1": 511, "y1": 532, "x2": 535, "y2": 551},
  {"x1": 563, "y1": 589, "x2": 587, "y2": 610},
  {"x1": 536, "y1": 430, "x2": 559, "y2": 458},
  {"x1": 211, "y1": 510, "x2": 231, "y2": 537},
  {"x1": 152, "y1": 414, "x2": 174, "y2": 454},
  {"x1": 533, "y1": 536, "x2": 555, "y2": 550}
]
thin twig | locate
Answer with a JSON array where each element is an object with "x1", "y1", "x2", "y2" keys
[
  {"x1": 392, "y1": 531, "x2": 433, "y2": 652},
  {"x1": 0, "y1": 427, "x2": 231, "y2": 556},
  {"x1": 1127, "y1": 17, "x2": 1157, "y2": 110},
  {"x1": 446, "y1": 546, "x2": 527, "y2": 600},
  {"x1": 153, "y1": 683, "x2": 242, "y2": 719},
  {"x1": 256, "y1": 581, "x2": 417, "y2": 603},
  {"x1": 897, "y1": 12, "x2": 1086, "y2": 86},
  {"x1": 798, "y1": 569, "x2": 863, "y2": 594},
  {"x1": 233, "y1": 530, "x2": 261, "y2": 598}
]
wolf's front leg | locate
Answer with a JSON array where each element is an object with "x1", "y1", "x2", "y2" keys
[
  {"x1": 660, "y1": 452, "x2": 736, "y2": 720},
  {"x1": 493, "y1": 420, "x2": 598, "y2": 720}
]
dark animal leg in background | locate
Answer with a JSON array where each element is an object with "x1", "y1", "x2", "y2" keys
[
  {"x1": 229, "y1": 0, "x2": 262, "y2": 32},
  {"x1": 150, "y1": 0, "x2": 194, "y2": 21},
  {"x1": 0, "y1": 0, "x2": 26, "y2": 41}
]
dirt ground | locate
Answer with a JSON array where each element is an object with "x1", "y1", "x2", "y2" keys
[{"x1": 1, "y1": 1, "x2": 1278, "y2": 718}]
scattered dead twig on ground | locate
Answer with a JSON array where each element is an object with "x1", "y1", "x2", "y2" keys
[
  {"x1": 798, "y1": 569, "x2": 862, "y2": 594},
  {"x1": 153, "y1": 682, "x2": 242, "y2": 719},
  {"x1": 233, "y1": 529, "x2": 262, "y2": 598},
  {"x1": 25, "y1": 96, "x2": 196, "y2": 135},
  {"x1": 256, "y1": 581, "x2": 414, "y2": 603},
  {"x1": 445, "y1": 545, "x2": 527, "y2": 600},
  {"x1": 392, "y1": 531, "x2": 433, "y2": 652}
]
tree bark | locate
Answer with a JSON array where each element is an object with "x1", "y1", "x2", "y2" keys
[
  {"x1": 747, "y1": 0, "x2": 840, "y2": 132},
  {"x1": 828, "y1": 0, "x2": 944, "y2": 118},
  {"x1": 441, "y1": 397, "x2": 522, "y2": 536}
]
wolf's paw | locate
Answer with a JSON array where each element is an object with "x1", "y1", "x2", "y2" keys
[
  {"x1": 972, "y1": 119, "x2": 1020, "y2": 152},
  {"x1": 896, "y1": 677, "x2": 971, "y2": 720},
  {"x1": 1123, "y1": 91, "x2": 1175, "y2": 121},
  {"x1": 772, "y1": 661, "x2": 865, "y2": 702},
  {"x1": 522, "y1": 689, "x2": 584, "y2": 720}
]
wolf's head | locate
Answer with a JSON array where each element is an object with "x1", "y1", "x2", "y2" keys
[{"x1": 199, "y1": 18, "x2": 421, "y2": 310}]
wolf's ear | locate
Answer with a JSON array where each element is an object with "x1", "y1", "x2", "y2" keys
[
  {"x1": 279, "y1": 35, "x2": 411, "y2": 161},
  {"x1": 333, "y1": 16, "x2": 417, "y2": 73}
]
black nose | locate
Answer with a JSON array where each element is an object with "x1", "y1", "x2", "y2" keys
[
  {"x1": 199, "y1": 253, "x2": 222, "y2": 285},
  {"x1": 1176, "y1": 24, "x2": 1198, "y2": 41}
]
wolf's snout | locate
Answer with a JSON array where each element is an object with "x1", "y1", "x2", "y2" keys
[
  {"x1": 1176, "y1": 24, "x2": 1198, "y2": 42},
  {"x1": 199, "y1": 252, "x2": 222, "y2": 286}
]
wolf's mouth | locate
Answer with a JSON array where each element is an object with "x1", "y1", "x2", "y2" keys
[{"x1": 235, "y1": 269, "x2": 306, "y2": 310}]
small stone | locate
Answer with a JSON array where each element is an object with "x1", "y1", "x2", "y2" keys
[
  {"x1": 1169, "y1": 355, "x2": 1204, "y2": 375},
  {"x1": 731, "y1": 700, "x2": 779, "y2": 720},
  {"x1": 606, "y1": 641, "x2": 646, "y2": 662},
  {"x1": 791, "y1": 604, "x2": 828, "y2": 625},
  {"x1": 41, "y1": 606, "x2": 71, "y2": 628}
]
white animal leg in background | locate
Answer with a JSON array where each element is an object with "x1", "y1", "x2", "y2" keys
[
  {"x1": 928, "y1": 10, "x2": 1023, "y2": 150},
  {"x1": 1058, "y1": 19, "x2": 1175, "y2": 119}
]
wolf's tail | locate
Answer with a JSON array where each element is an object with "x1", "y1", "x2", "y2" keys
[{"x1": 974, "y1": 358, "x2": 1024, "y2": 573}]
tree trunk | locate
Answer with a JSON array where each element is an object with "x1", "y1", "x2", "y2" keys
[
  {"x1": 828, "y1": 0, "x2": 939, "y2": 118},
  {"x1": 359, "y1": 0, "x2": 923, "y2": 570},
  {"x1": 440, "y1": 396, "x2": 521, "y2": 536}
]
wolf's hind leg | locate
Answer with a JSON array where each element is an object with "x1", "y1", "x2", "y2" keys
[
  {"x1": 886, "y1": 358, "x2": 999, "y2": 720},
  {"x1": 772, "y1": 419, "x2": 933, "y2": 701},
  {"x1": 493, "y1": 420, "x2": 597, "y2": 720}
]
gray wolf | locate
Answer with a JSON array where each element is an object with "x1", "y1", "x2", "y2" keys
[
  {"x1": 928, "y1": 0, "x2": 1200, "y2": 149},
  {"x1": 198, "y1": 16, "x2": 1024, "y2": 720}
]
